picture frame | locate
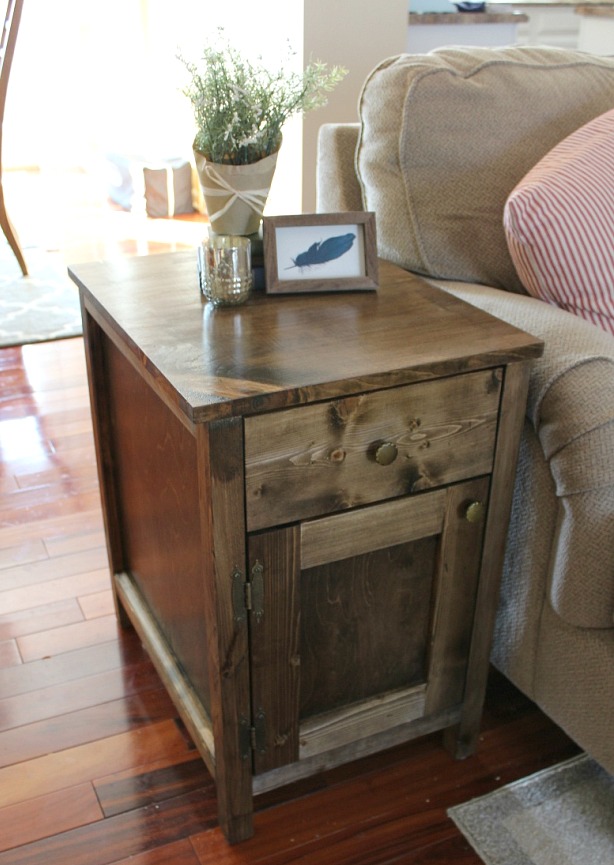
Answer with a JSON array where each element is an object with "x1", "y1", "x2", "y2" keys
[{"x1": 262, "y1": 212, "x2": 378, "y2": 294}]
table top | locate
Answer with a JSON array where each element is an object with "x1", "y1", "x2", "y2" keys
[{"x1": 69, "y1": 253, "x2": 543, "y2": 425}]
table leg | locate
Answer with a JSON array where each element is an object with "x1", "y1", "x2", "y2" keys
[{"x1": 197, "y1": 419, "x2": 254, "y2": 842}]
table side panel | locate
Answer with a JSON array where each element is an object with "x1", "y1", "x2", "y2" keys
[{"x1": 104, "y1": 336, "x2": 212, "y2": 711}]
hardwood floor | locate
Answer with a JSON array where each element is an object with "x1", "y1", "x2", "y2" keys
[{"x1": 0, "y1": 171, "x2": 580, "y2": 863}]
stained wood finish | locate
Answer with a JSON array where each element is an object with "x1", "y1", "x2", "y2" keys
[
  {"x1": 69, "y1": 253, "x2": 544, "y2": 843},
  {"x1": 0, "y1": 336, "x2": 581, "y2": 864},
  {"x1": 299, "y1": 537, "x2": 435, "y2": 716},
  {"x1": 424, "y1": 477, "x2": 489, "y2": 718},
  {"x1": 248, "y1": 479, "x2": 488, "y2": 779},
  {"x1": 68, "y1": 255, "x2": 543, "y2": 425},
  {"x1": 80, "y1": 297, "x2": 130, "y2": 629},
  {"x1": 446, "y1": 361, "x2": 532, "y2": 759},
  {"x1": 105, "y1": 336, "x2": 211, "y2": 706},
  {"x1": 248, "y1": 526, "x2": 302, "y2": 774},
  {"x1": 244, "y1": 369, "x2": 501, "y2": 531},
  {"x1": 83, "y1": 312, "x2": 254, "y2": 839},
  {"x1": 262, "y1": 212, "x2": 379, "y2": 294},
  {"x1": 195, "y1": 417, "x2": 253, "y2": 842},
  {"x1": 300, "y1": 489, "x2": 446, "y2": 568}
]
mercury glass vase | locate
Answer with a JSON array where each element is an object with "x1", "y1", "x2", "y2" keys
[{"x1": 200, "y1": 235, "x2": 253, "y2": 307}]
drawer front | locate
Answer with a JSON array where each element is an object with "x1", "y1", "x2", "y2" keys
[{"x1": 245, "y1": 368, "x2": 502, "y2": 531}]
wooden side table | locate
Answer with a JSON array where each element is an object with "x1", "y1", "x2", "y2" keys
[{"x1": 69, "y1": 253, "x2": 543, "y2": 843}]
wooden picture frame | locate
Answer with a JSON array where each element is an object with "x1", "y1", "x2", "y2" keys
[{"x1": 262, "y1": 212, "x2": 378, "y2": 294}]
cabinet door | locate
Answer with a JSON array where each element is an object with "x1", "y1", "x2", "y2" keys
[{"x1": 248, "y1": 477, "x2": 489, "y2": 776}]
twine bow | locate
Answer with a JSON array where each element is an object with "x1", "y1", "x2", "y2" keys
[{"x1": 200, "y1": 162, "x2": 269, "y2": 225}]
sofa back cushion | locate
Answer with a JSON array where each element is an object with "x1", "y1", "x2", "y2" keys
[{"x1": 356, "y1": 47, "x2": 614, "y2": 293}]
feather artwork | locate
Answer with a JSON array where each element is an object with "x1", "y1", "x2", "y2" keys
[{"x1": 287, "y1": 233, "x2": 355, "y2": 269}]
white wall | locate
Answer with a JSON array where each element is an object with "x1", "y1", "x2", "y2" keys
[
  {"x1": 577, "y1": 14, "x2": 614, "y2": 54},
  {"x1": 302, "y1": 0, "x2": 408, "y2": 211}
]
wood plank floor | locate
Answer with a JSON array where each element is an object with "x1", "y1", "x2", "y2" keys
[{"x1": 0, "y1": 171, "x2": 580, "y2": 863}]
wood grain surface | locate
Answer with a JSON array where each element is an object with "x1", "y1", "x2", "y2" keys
[
  {"x1": 245, "y1": 368, "x2": 500, "y2": 530},
  {"x1": 0, "y1": 337, "x2": 580, "y2": 864},
  {"x1": 69, "y1": 255, "x2": 543, "y2": 424},
  {"x1": 72, "y1": 250, "x2": 548, "y2": 841}
]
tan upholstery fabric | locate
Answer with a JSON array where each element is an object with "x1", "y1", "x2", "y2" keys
[
  {"x1": 316, "y1": 124, "x2": 364, "y2": 214},
  {"x1": 535, "y1": 602, "x2": 614, "y2": 772},
  {"x1": 317, "y1": 123, "x2": 361, "y2": 214},
  {"x1": 357, "y1": 47, "x2": 614, "y2": 292},
  {"x1": 432, "y1": 279, "x2": 614, "y2": 629},
  {"x1": 490, "y1": 425, "x2": 558, "y2": 698}
]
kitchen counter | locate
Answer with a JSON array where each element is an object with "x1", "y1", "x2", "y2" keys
[
  {"x1": 409, "y1": 11, "x2": 528, "y2": 22},
  {"x1": 575, "y1": 3, "x2": 614, "y2": 14},
  {"x1": 407, "y1": 9, "x2": 528, "y2": 51},
  {"x1": 487, "y1": 0, "x2": 611, "y2": 5}
]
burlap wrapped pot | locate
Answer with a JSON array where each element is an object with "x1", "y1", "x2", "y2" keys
[{"x1": 194, "y1": 147, "x2": 280, "y2": 236}]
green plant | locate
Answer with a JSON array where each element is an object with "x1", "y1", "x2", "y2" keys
[{"x1": 178, "y1": 33, "x2": 347, "y2": 166}]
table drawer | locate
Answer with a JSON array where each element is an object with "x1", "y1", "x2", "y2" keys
[{"x1": 245, "y1": 368, "x2": 501, "y2": 531}]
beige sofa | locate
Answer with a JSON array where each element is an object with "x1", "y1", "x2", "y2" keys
[{"x1": 316, "y1": 46, "x2": 614, "y2": 774}]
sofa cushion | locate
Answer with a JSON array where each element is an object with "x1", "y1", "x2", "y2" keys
[
  {"x1": 504, "y1": 109, "x2": 614, "y2": 335},
  {"x1": 357, "y1": 47, "x2": 614, "y2": 293},
  {"x1": 432, "y1": 276, "x2": 614, "y2": 629}
]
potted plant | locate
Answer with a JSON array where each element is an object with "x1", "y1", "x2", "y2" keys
[{"x1": 179, "y1": 33, "x2": 346, "y2": 236}]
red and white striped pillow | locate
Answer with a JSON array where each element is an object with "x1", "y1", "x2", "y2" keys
[{"x1": 504, "y1": 108, "x2": 614, "y2": 335}]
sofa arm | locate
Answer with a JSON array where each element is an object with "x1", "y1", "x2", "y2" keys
[
  {"x1": 316, "y1": 123, "x2": 363, "y2": 213},
  {"x1": 536, "y1": 360, "x2": 614, "y2": 629},
  {"x1": 432, "y1": 279, "x2": 614, "y2": 629}
]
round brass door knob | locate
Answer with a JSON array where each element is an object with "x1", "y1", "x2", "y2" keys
[
  {"x1": 375, "y1": 442, "x2": 398, "y2": 466},
  {"x1": 465, "y1": 501, "x2": 485, "y2": 523}
]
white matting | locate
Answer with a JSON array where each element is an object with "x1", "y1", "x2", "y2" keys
[{"x1": 0, "y1": 246, "x2": 82, "y2": 348}]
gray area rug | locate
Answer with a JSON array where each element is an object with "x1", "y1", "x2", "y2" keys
[
  {"x1": 0, "y1": 245, "x2": 82, "y2": 348},
  {"x1": 449, "y1": 754, "x2": 614, "y2": 865}
]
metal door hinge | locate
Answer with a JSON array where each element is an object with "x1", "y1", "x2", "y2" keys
[
  {"x1": 239, "y1": 709, "x2": 267, "y2": 760},
  {"x1": 232, "y1": 562, "x2": 264, "y2": 624}
]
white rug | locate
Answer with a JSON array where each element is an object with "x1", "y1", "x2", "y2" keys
[
  {"x1": 0, "y1": 245, "x2": 82, "y2": 348},
  {"x1": 448, "y1": 754, "x2": 614, "y2": 865}
]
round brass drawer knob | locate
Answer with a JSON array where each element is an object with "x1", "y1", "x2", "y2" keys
[
  {"x1": 375, "y1": 442, "x2": 398, "y2": 466},
  {"x1": 465, "y1": 501, "x2": 485, "y2": 523}
]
